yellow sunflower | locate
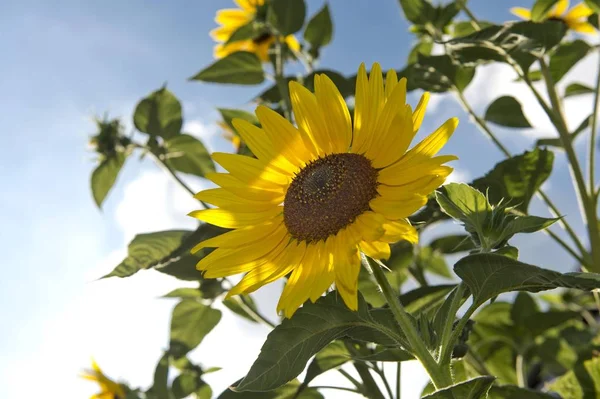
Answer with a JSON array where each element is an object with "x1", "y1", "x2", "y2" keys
[
  {"x1": 81, "y1": 359, "x2": 126, "y2": 399},
  {"x1": 511, "y1": 0, "x2": 596, "y2": 34},
  {"x1": 211, "y1": 0, "x2": 300, "y2": 61},
  {"x1": 189, "y1": 63, "x2": 458, "y2": 318}
]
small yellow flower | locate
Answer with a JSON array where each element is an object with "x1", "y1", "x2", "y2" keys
[
  {"x1": 511, "y1": 0, "x2": 596, "y2": 34},
  {"x1": 81, "y1": 359, "x2": 126, "y2": 399},
  {"x1": 211, "y1": 0, "x2": 300, "y2": 61},
  {"x1": 189, "y1": 63, "x2": 458, "y2": 318}
]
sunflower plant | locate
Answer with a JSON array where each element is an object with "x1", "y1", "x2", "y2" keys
[{"x1": 86, "y1": 0, "x2": 600, "y2": 398}]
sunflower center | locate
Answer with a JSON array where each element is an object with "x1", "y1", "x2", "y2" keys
[{"x1": 283, "y1": 153, "x2": 379, "y2": 242}]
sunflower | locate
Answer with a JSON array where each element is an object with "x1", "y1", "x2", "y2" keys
[
  {"x1": 511, "y1": 0, "x2": 596, "y2": 34},
  {"x1": 211, "y1": 0, "x2": 300, "y2": 61},
  {"x1": 189, "y1": 63, "x2": 458, "y2": 318},
  {"x1": 81, "y1": 359, "x2": 126, "y2": 399}
]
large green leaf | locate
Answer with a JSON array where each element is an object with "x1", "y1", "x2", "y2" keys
[
  {"x1": 422, "y1": 376, "x2": 495, "y2": 399},
  {"x1": 269, "y1": 0, "x2": 305, "y2": 35},
  {"x1": 400, "y1": 284, "x2": 457, "y2": 315},
  {"x1": 103, "y1": 230, "x2": 191, "y2": 279},
  {"x1": 164, "y1": 134, "x2": 215, "y2": 178},
  {"x1": 495, "y1": 215, "x2": 558, "y2": 243},
  {"x1": 303, "y1": 4, "x2": 332, "y2": 50},
  {"x1": 218, "y1": 380, "x2": 323, "y2": 399},
  {"x1": 161, "y1": 287, "x2": 202, "y2": 299},
  {"x1": 411, "y1": 54, "x2": 474, "y2": 93},
  {"x1": 91, "y1": 152, "x2": 127, "y2": 208},
  {"x1": 484, "y1": 96, "x2": 532, "y2": 128},
  {"x1": 430, "y1": 234, "x2": 475, "y2": 254},
  {"x1": 472, "y1": 148, "x2": 554, "y2": 212},
  {"x1": 169, "y1": 300, "x2": 222, "y2": 357},
  {"x1": 548, "y1": 357, "x2": 600, "y2": 398},
  {"x1": 235, "y1": 292, "x2": 407, "y2": 392},
  {"x1": 134, "y1": 87, "x2": 182, "y2": 139},
  {"x1": 172, "y1": 369, "x2": 202, "y2": 399},
  {"x1": 455, "y1": 253, "x2": 600, "y2": 307},
  {"x1": 190, "y1": 52, "x2": 264, "y2": 85}
]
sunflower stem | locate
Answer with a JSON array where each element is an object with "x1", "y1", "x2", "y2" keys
[
  {"x1": 396, "y1": 362, "x2": 401, "y2": 399},
  {"x1": 366, "y1": 256, "x2": 453, "y2": 389},
  {"x1": 272, "y1": 37, "x2": 293, "y2": 122},
  {"x1": 539, "y1": 57, "x2": 600, "y2": 273},
  {"x1": 437, "y1": 284, "x2": 467, "y2": 363}
]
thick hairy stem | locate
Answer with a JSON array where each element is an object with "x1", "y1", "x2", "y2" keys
[{"x1": 367, "y1": 256, "x2": 453, "y2": 389}]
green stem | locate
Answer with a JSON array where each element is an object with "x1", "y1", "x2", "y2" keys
[
  {"x1": 372, "y1": 363, "x2": 394, "y2": 399},
  {"x1": 453, "y1": 89, "x2": 589, "y2": 262},
  {"x1": 239, "y1": 294, "x2": 276, "y2": 328},
  {"x1": 366, "y1": 256, "x2": 453, "y2": 389},
  {"x1": 540, "y1": 58, "x2": 600, "y2": 272},
  {"x1": 338, "y1": 369, "x2": 363, "y2": 391},
  {"x1": 589, "y1": 14, "x2": 600, "y2": 197},
  {"x1": 352, "y1": 362, "x2": 386, "y2": 399},
  {"x1": 439, "y1": 302, "x2": 478, "y2": 366},
  {"x1": 396, "y1": 362, "x2": 401, "y2": 399},
  {"x1": 273, "y1": 37, "x2": 293, "y2": 122},
  {"x1": 515, "y1": 354, "x2": 526, "y2": 388},
  {"x1": 458, "y1": 3, "x2": 481, "y2": 30},
  {"x1": 438, "y1": 284, "x2": 467, "y2": 363}
]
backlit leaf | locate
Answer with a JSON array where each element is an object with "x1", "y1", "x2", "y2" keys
[
  {"x1": 422, "y1": 376, "x2": 495, "y2": 399},
  {"x1": 303, "y1": 4, "x2": 332, "y2": 49},
  {"x1": 91, "y1": 152, "x2": 127, "y2": 208},
  {"x1": 549, "y1": 40, "x2": 591, "y2": 83},
  {"x1": 548, "y1": 357, "x2": 600, "y2": 398},
  {"x1": 564, "y1": 82, "x2": 594, "y2": 98},
  {"x1": 169, "y1": 300, "x2": 222, "y2": 357},
  {"x1": 269, "y1": 0, "x2": 305, "y2": 35},
  {"x1": 485, "y1": 96, "x2": 531, "y2": 128},
  {"x1": 134, "y1": 87, "x2": 182, "y2": 139},
  {"x1": 164, "y1": 134, "x2": 215, "y2": 178},
  {"x1": 190, "y1": 52, "x2": 264, "y2": 85},
  {"x1": 455, "y1": 253, "x2": 600, "y2": 307}
]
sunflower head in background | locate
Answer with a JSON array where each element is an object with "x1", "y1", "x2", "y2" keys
[
  {"x1": 511, "y1": 0, "x2": 596, "y2": 34},
  {"x1": 211, "y1": 0, "x2": 300, "y2": 61},
  {"x1": 190, "y1": 63, "x2": 458, "y2": 318},
  {"x1": 81, "y1": 359, "x2": 126, "y2": 399}
]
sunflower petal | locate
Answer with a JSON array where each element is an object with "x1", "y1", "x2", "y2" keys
[
  {"x1": 191, "y1": 217, "x2": 282, "y2": 253},
  {"x1": 195, "y1": 188, "x2": 281, "y2": 212},
  {"x1": 381, "y1": 219, "x2": 418, "y2": 243},
  {"x1": 314, "y1": 73, "x2": 352, "y2": 152},
  {"x1": 360, "y1": 240, "x2": 391, "y2": 260},
  {"x1": 565, "y1": 2, "x2": 594, "y2": 19},
  {"x1": 189, "y1": 206, "x2": 283, "y2": 228},
  {"x1": 212, "y1": 152, "x2": 291, "y2": 187},
  {"x1": 370, "y1": 194, "x2": 428, "y2": 220},
  {"x1": 567, "y1": 20, "x2": 597, "y2": 33},
  {"x1": 510, "y1": 7, "x2": 532, "y2": 20},
  {"x1": 290, "y1": 81, "x2": 333, "y2": 155},
  {"x1": 413, "y1": 92, "x2": 430, "y2": 134},
  {"x1": 401, "y1": 118, "x2": 459, "y2": 163},
  {"x1": 551, "y1": 0, "x2": 570, "y2": 17}
]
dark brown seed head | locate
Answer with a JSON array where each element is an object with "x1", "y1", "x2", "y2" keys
[{"x1": 283, "y1": 153, "x2": 379, "y2": 242}]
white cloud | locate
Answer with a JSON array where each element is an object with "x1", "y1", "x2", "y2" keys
[{"x1": 447, "y1": 167, "x2": 472, "y2": 184}]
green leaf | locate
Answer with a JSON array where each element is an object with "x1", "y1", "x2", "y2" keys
[
  {"x1": 172, "y1": 369, "x2": 201, "y2": 399},
  {"x1": 134, "y1": 87, "x2": 183, "y2": 139},
  {"x1": 408, "y1": 38, "x2": 433, "y2": 64},
  {"x1": 190, "y1": 52, "x2": 264, "y2": 85},
  {"x1": 417, "y1": 247, "x2": 452, "y2": 278},
  {"x1": 432, "y1": 2, "x2": 460, "y2": 31},
  {"x1": 303, "y1": 70, "x2": 353, "y2": 98},
  {"x1": 196, "y1": 384, "x2": 213, "y2": 399},
  {"x1": 435, "y1": 183, "x2": 492, "y2": 237},
  {"x1": 548, "y1": 357, "x2": 600, "y2": 398},
  {"x1": 488, "y1": 385, "x2": 556, "y2": 398},
  {"x1": 103, "y1": 230, "x2": 191, "y2": 279},
  {"x1": 91, "y1": 152, "x2": 127, "y2": 208},
  {"x1": 565, "y1": 82, "x2": 594, "y2": 98},
  {"x1": 430, "y1": 234, "x2": 475, "y2": 254},
  {"x1": 218, "y1": 108, "x2": 259, "y2": 129},
  {"x1": 585, "y1": 0, "x2": 600, "y2": 13},
  {"x1": 225, "y1": 21, "x2": 263, "y2": 45},
  {"x1": 161, "y1": 288, "x2": 202, "y2": 299},
  {"x1": 510, "y1": 292, "x2": 539, "y2": 327},
  {"x1": 235, "y1": 292, "x2": 406, "y2": 391},
  {"x1": 269, "y1": 0, "x2": 306, "y2": 35},
  {"x1": 223, "y1": 295, "x2": 261, "y2": 323},
  {"x1": 400, "y1": 284, "x2": 457, "y2": 315},
  {"x1": 398, "y1": 0, "x2": 436, "y2": 25},
  {"x1": 169, "y1": 300, "x2": 222, "y2": 357},
  {"x1": 549, "y1": 40, "x2": 591, "y2": 83},
  {"x1": 351, "y1": 346, "x2": 414, "y2": 362},
  {"x1": 493, "y1": 245, "x2": 519, "y2": 259},
  {"x1": 303, "y1": 341, "x2": 350, "y2": 385},
  {"x1": 148, "y1": 353, "x2": 171, "y2": 399},
  {"x1": 472, "y1": 148, "x2": 554, "y2": 212},
  {"x1": 422, "y1": 376, "x2": 495, "y2": 399},
  {"x1": 303, "y1": 4, "x2": 332, "y2": 49},
  {"x1": 531, "y1": 0, "x2": 560, "y2": 22},
  {"x1": 455, "y1": 253, "x2": 600, "y2": 307},
  {"x1": 497, "y1": 215, "x2": 559, "y2": 243},
  {"x1": 219, "y1": 380, "x2": 323, "y2": 399},
  {"x1": 452, "y1": 20, "x2": 493, "y2": 37},
  {"x1": 484, "y1": 96, "x2": 531, "y2": 128},
  {"x1": 164, "y1": 134, "x2": 215, "y2": 178}
]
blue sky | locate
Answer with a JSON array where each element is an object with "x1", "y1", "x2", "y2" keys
[{"x1": 1, "y1": 0, "x2": 598, "y2": 398}]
